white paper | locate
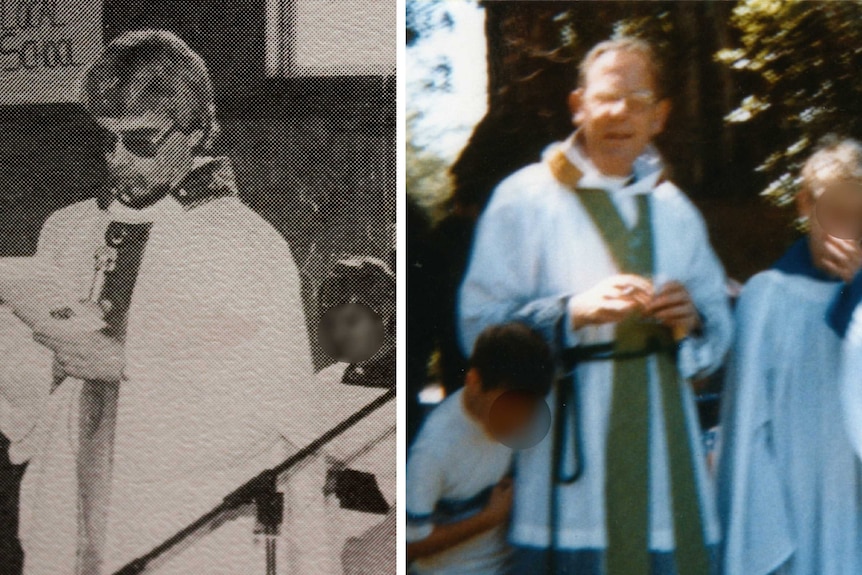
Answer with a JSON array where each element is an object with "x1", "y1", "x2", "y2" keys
[{"x1": 0, "y1": 257, "x2": 106, "y2": 337}]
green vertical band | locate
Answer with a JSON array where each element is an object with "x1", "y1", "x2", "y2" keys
[
  {"x1": 574, "y1": 190, "x2": 709, "y2": 575},
  {"x1": 605, "y1": 317, "x2": 652, "y2": 575},
  {"x1": 656, "y1": 347, "x2": 711, "y2": 575}
]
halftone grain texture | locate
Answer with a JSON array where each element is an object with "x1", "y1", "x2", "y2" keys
[{"x1": 0, "y1": 2, "x2": 395, "y2": 574}]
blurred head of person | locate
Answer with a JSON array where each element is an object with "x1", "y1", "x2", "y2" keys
[
  {"x1": 319, "y1": 256, "x2": 395, "y2": 365},
  {"x1": 798, "y1": 135, "x2": 862, "y2": 280},
  {"x1": 463, "y1": 323, "x2": 554, "y2": 446},
  {"x1": 568, "y1": 37, "x2": 671, "y2": 177},
  {"x1": 81, "y1": 29, "x2": 220, "y2": 204}
]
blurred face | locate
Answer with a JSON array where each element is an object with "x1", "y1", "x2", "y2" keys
[
  {"x1": 463, "y1": 369, "x2": 551, "y2": 448},
  {"x1": 808, "y1": 179, "x2": 862, "y2": 241},
  {"x1": 799, "y1": 178, "x2": 862, "y2": 272},
  {"x1": 486, "y1": 390, "x2": 548, "y2": 447},
  {"x1": 96, "y1": 111, "x2": 202, "y2": 201},
  {"x1": 321, "y1": 303, "x2": 387, "y2": 364},
  {"x1": 570, "y1": 50, "x2": 670, "y2": 177}
]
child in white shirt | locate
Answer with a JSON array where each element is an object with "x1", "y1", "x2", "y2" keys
[{"x1": 407, "y1": 322, "x2": 554, "y2": 575}]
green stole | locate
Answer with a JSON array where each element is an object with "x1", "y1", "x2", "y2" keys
[{"x1": 547, "y1": 150, "x2": 709, "y2": 575}]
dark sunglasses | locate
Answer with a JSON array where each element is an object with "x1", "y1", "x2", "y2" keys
[{"x1": 97, "y1": 123, "x2": 181, "y2": 158}]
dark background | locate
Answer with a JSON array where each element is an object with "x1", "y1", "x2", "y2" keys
[{"x1": 0, "y1": 2, "x2": 395, "y2": 572}]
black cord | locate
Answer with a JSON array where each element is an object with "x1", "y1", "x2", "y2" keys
[{"x1": 113, "y1": 387, "x2": 396, "y2": 575}]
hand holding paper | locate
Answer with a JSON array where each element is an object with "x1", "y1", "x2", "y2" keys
[
  {"x1": 0, "y1": 257, "x2": 107, "y2": 338},
  {"x1": 34, "y1": 316, "x2": 125, "y2": 382},
  {"x1": 0, "y1": 257, "x2": 117, "y2": 384}
]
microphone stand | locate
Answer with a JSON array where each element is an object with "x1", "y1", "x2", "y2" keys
[{"x1": 113, "y1": 387, "x2": 395, "y2": 575}]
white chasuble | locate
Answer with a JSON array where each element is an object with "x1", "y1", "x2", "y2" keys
[
  {"x1": 0, "y1": 162, "x2": 338, "y2": 574},
  {"x1": 721, "y1": 241, "x2": 862, "y2": 575},
  {"x1": 458, "y1": 137, "x2": 732, "y2": 552}
]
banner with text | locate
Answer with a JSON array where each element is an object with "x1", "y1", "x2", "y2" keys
[{"x1": 0, "y1": 0, "x2": 102, "y2": 105}]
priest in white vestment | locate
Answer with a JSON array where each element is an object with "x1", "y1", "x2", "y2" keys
[
  {"x1": 730, "y1": 137, "x2": 862, "y2": 575},
  {"x1": 458, "y1": 38, "x2": 732, "y2": 575},
  {"x1": 0, "y1": 30, "x2": 336, "y2": 575}
]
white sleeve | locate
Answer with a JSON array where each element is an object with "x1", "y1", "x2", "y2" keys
[
  {"x1": 406, "y1": 443, "x2": 445, "y2": 543},
  {"x1": 674, "y1": 202, "x2": 733, "y2": 380},
  {"x1": 0, "y1": 307, "x2": 54, "y2": 446},
  {"x1": 0, "y1": 207, "x2": 67, "y2": 451},
  {"x1": 458, "y1": 183, "x2": 576, "y2": 356},
  {"x1": 841, "y1": 303, "x2": 862, "y2": 460}
]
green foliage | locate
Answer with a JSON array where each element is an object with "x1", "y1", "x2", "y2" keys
[
  {"x1": 405, "y1": 0, "x2": 464, "y2": 223},
  {"x1": 406, "y1": 0, "x2": 452, "y2": 47},
  {"x1": 407, "y1": 112, "x2": 454, "y2": 225},
  {"x1": 720, "y1": 0, "x2": 862, "y2": 205},
  {"x1": 551, "y1": 4, "x2": 678, "y2": 77}
]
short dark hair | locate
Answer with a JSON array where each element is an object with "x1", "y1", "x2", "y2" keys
[
  {"x1": 469, "y1": 322, "x2": 554, "y2": 396},
  {"x1": 318, "y1": 256, "x2": 396, "y2": 321},
  {"x1": 81, "y1": 29, "x2": 219, "y2": 149}
]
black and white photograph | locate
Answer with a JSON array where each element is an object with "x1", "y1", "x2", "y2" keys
[
  {"x1": 406, "y1": 2, "x2": 862, "y2": 575},
  {"x1": 14, "y1": 1, "x2": 862, "y2": 574},
  {"x1": 0, "y1": 1, "x2": 395, "y2": 574}
]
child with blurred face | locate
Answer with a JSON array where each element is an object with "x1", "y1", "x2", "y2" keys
[
  {"x1": 318, "y1": 257, "x2": 395, "y2": 378},
  {"x1": 461, "y1": 326, "x2": 554, "y2": 448},
  {"x1": 406, "y1": 323, "x2": 554, "y2": 575},
  {"x1": 322, "y1": 302, "x2": 388, "y2": 365}
]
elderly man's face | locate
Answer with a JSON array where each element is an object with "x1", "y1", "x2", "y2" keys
[
  {"x1": 96, "y1": 111, "x2": 202, "y2": 202},
  {"x1": 570, "y1": 50, "x2": 670, "y2": 177}
]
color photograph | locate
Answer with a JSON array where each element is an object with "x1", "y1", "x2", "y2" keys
[{"x1": 406, "y1": 2, "x2": 862, "y2": 574}]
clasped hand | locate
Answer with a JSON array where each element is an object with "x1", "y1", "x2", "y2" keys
[
  {"x1": 569, "y1": 274, "x2": 701, "y2": 337},
  {"x1": 33, "y1": 301, "x2": 124, "y2": 382}
]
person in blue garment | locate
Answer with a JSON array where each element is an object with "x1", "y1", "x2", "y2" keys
[
  {"x1": 457, "y1": 37, "x2": 732, "y2": 575},
  {"x1": 718, "y1": 136, "x2": 862, "y2": 575}
]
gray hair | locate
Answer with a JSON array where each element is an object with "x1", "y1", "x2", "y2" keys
[
  {"x1": 578, "y1": 37, "x2": 665, "y2": 98},
  {"x1": 801, "y1": 135, "x2": 862, "y2": 196}
]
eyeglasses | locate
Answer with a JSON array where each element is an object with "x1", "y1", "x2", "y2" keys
[
  {"x1": 97, "y1": 123, "x2": 181, "y2": 159},
  {"x1": 585, "y1": 89, "x2": 657, "y2": 113}
]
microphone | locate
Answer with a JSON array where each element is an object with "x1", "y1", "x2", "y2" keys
[
  {"x1": 89, "y1": 245, "x2": 117, "y2": 303},
  {"x1": 50, "y1": 245, "x2": 117, "y2": 392}
]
